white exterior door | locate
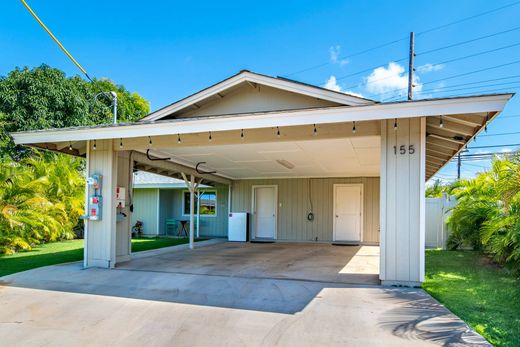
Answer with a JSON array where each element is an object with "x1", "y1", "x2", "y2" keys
[
  {"x1": 253, "y1": 186, "x2": 277, "y2": 239},
  {"x1": 334, "y1": 184, "x2": 362, "y2": 242}
]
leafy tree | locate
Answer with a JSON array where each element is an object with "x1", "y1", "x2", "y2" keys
[
  {"x1": 425, "y1": 179, "x2": 451, "y2": 198},
  {"x1": 0, "y1": 64, "x2": 150, "y2": 158}
]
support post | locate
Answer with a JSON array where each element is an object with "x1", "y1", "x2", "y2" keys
[
  {"x1": 196, "y1": 190, "x2": 201, "y2": 238},
  {"x1": 189, "y1": 174, "x2": 195, "y2": 249},
  {"x1": 380, "y1": 117, "x2": 426, "y2": 286}
]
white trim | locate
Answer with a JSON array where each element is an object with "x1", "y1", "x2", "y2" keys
[
  {"x1": 251, "y1": 185, "x2": 278, "y2": 240},
  {"x1": 141, "y1": 71, "x2": 374, "y2": 122},
  {"x1": 155, "y1": 189, "x2": 160, "y2": 236},
  {"x1": 11, "y1": 94, "x2": 512, "y2": 145},
  {"x1": 332, "y1": 183, "x2": 364, "y2": 242},
  {"x1": 182, "y1": 189, "x2": 218, "y2": 217}
]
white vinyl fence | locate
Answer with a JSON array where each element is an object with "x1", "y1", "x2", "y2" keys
[{"x1": 425, "y1": 195, "x2": 457, "y2": 249}]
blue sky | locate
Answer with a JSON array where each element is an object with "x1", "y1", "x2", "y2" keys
[{"x1": 1, "y1": 0, "x2": 520, "y2": 181}]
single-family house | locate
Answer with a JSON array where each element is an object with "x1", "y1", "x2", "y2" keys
[{"x1": 11, "y1": 70, "x2": 513, "y2": 286}]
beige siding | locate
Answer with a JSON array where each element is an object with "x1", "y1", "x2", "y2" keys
[
  {"x1": 380, "y1": 118, "x2": 426, "y2": 286},
  {"x1": 131, "y1": 189, "x2": 159, "y2": 236},
  {"x1": 175, "y1": 84, "x2": 339, "y2": 118},
  {"x1": 231, "y1": 177, "x2": 379, "y2": 243}
]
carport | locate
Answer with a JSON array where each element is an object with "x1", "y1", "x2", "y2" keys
[{"x1": 10, "y1": 70, "x2": 513, "y2": 286}]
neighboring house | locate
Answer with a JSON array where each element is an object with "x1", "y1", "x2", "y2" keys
[
  {"x1": 12, "y1": 70, "x2": 513, "y2": 286},
  {"x1": 131, "y1": 171, "x2": 228, "y2": 237}
]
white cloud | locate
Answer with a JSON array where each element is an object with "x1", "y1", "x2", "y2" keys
[
  {"x1": 329, "y1": 45, "x2": 349, "y2": 66},
  {"x1": 323, "y1": 75, "x2": 364, "y2": 98},
  {"x1": 364, "y1": 62, "x2": 422, "y2": 98},
  {"x1": 324, "y1": 75, "x2": 342, "y2": 92},
  {"x1": 500, "y1": 148, "x2": 513, "y2": 153},
  {"x1": 417, "y1": 63, "x2": 445, "y2": 73}
]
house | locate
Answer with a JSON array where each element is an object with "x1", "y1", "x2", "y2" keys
[
  {"x1": 131, "y1": 171, "x2": 228, "y2": 238},
  {"x1": 11, "y1": 70, "x2": 513, "y2": 286}
]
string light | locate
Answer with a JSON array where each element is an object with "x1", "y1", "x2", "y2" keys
[
  {"x1": 119, "y1": 138, "x2": 123, "y2": 149},
  {"x1": 93, "y1": 140, "x2": 97, "y2": 150},
  {"x1": 148, "y1": 136, "x2": 153, "y2": 146},
  {"x1": 394, "y1": 118, "x2": 398, "y2": 131},
  {"x1": 485, "y1": 113, "x2": 489, "y2": 132},
  {"x1": 68, "y1": 142, "x2": 73, "y2": 151},
  {"x1": 313, "y1": 124, "x2": 317, "y2": 136},
  {"x1": 209, "y1": 131, "x2": 212, "y2": 142},
  {"x1": 352, "y1": 121, "x2": 356, "y2": 134},
  {"x1": 240, "y1": 129, "x2": 244, "y2": 140},
  {"x1": 439, "y1": 115, "x2": 444, "y2": 128},
  {"x1": 276, "y1": 126, "x2": 281, "y2": 138}
]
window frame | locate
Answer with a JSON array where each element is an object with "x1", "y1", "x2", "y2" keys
[{"x1": 182, "y1": 189, "x2": 218, "y2": 217}]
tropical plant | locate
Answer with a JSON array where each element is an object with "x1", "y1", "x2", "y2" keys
[
  {"x1": 447, "y1": 154, "x2": 520, "y2": 271},
  {"x1": 0, "y1": 152, "x2": 84, "y2": 254}
]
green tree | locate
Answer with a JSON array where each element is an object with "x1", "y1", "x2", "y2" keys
[{"x1": 0, "y1": 64, "x2": 150, "y2": 158}]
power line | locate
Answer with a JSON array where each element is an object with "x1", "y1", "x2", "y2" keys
[
  {"x1": 20, "y1": 0, "x2": 93, "y2": 82},
  {"x1": 417, "y1": 25, "x2": 520, "y2": 56},
  {"x1": 416, "y1": 0, "x2": 520, "y2": 37},
  {"x1": 284, "y1": 1, "x2": 520, "y2": 78},
  {"x1": 375, "y1": 58, "x2": 520, "y2": 101}
]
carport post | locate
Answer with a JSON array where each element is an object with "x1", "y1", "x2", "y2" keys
[{"x1": 189, "y1": 174, "x2": 195, "y2": 249}]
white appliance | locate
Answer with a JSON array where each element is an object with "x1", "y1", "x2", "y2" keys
[{"x1": 228, "y1": 212, "x2": 249, "y2": 241}]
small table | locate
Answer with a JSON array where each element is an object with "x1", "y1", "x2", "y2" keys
[{"x1": 178, "y1": 220, "x2": 189, "y2": 237}]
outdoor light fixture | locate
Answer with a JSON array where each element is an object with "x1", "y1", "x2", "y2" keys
[
  {"x1": 277, "y1": 126, "x2": 281, "y2": 138},
  {"x1": 394, "y1": 118, "x2": 398, "y2": 131},
  {"x1": 485, "y1": 113, "x2": 489, "y2": 132},
  {"x1": 352, "y1": 121, "x2": 356, "y2": 134},
  {"x1": 119, "y1": 138, "x2": 123, "y2": 149},
  {"x1": 276, "y1": 159, "x2": 294, "y2": 170},
  {"x1": 148, "y1": 136, "x2": 152, "y2": 147},
  {"x1": 68, "y1": 142, "x2": 73, "y2": 151},
  {"x1": 439, "y1": 115, "x2": 444, "y2": 128},
  {"x1": 313, "y1": 124, "x2": 317, "y2": 136},
  {"x1": 209, "y1": 131, "x2": 212, "y2": 142},
  {"x1": 177, "y1": 134, "x2": 181, "y2": 144},
  {"x1": 240, "y1": 129, "x2": 244, "y2": 140},
  {"x1": 93, "y1": 140, "x2": 97, "y2": 150}
]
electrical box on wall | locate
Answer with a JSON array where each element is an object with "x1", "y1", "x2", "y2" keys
[
  {"x1": 116, "y1": 186, "x2": 126, "y2": 208},
  {"x1": 82, "y1": 174, "x2": 103, "y2": 221}
]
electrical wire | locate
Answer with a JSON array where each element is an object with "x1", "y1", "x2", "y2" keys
[
  {"x1": 20, "y1": 0, "x2": 93, "y2": 82},
  {"x1": 284, "y1": 1, "x2": 520, "y2": 78}
]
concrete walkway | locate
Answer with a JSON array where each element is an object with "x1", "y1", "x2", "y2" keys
[{"x1": 0, "y1": 242, "x2": 489, "y2": 346}]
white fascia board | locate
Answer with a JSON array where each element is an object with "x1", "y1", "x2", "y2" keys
[
  {"x1": 12, "y1": 94, "x2": 512, "y2": 145},
  {"x1": 141, "y1": 71, "x2": 373, "y2": 121}
]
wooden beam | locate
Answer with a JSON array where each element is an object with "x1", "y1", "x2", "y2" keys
[
  {"x1": 427, "y1": 133, "x2": 466, "y2": 145},
  {"x1": 444, "y1": 114, "x2": 483, "y2": 127},
  {"x1": 426, "y1": 117, "x2": 475, "y2": 137}
]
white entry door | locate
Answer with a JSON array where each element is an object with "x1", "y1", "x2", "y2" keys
[
  {"x1": 253, "y1": 186, "x2": 277, "y2": 239},
  {"x1": 333, "y1": 184, "x2": 362, "y2": 242}
]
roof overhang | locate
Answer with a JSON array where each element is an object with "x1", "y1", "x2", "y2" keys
[
  {"x1": 10, "y1": 93, "x2": 514, "y2": 181},
  {"x1": 12, "y1": 94, "x2": 511, "y2": 144}
]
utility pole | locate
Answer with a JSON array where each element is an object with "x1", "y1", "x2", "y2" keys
[
  {"x1": 457, "y1": 153, "x2": 461, "y2": 180},
  {"x1": 408, "y1": 32, "x2": 415, "y2": 101}
]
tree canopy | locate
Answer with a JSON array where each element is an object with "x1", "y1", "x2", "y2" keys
[{"x1": 0, "y1": 65, "x2": 150, "y2": 157}]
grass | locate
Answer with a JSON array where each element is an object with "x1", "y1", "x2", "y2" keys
[
  {"x1": 424, "y1": 250, "x2": 520, "y2": 347},
  {"x1": 0, "y1": 237, "x2": 206, "y2": 278}
]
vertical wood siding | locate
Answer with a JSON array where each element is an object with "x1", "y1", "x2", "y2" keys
[
  {"x1": 231, "y1": 177, "x2": 380, "y2": 243},
  {"x1": 380, "y1": 118, "x2": 425, "y2": 285},
  {"x1": 131, "y1": 189, "x2": 159, "y2": 236},
  {"x1": 152, "y1": 184, "x2": 229, "y2": 237}
]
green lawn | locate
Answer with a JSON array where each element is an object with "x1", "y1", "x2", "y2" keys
[
  {"x1": 0, "y1": 237, "x2": 206, "y2": 277},
  {"x1": 424, "y1": 250, "x2": 520, "y2": 347}
]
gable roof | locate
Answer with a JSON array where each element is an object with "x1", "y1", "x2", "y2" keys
[{"x1": 140, "y1": 70, "x2": 376, "y2": 122}]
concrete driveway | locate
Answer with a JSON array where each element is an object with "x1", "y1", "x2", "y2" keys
[{"x1": 0, "y1": 241, "x2": 489, "y2": 347}]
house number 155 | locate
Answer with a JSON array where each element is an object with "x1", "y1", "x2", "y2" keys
[{"x1": 393, "y1": 145, "x2": 415, "y2": 155}]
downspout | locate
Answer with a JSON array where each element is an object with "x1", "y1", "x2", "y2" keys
[{"x1": 83, "y1": 140, "x2": 90, "y2": 268}]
